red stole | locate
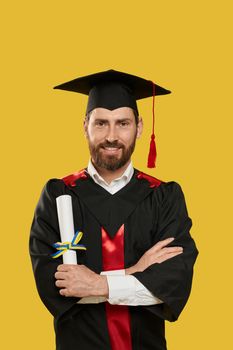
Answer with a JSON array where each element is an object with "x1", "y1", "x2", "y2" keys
[{"x1": 101, "y1": 225, "x2": 132, "y2": 350}]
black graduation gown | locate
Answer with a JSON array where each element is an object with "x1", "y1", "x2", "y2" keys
[{"x1": 29, "y1": 168, "x2": 199, "y2": 350}]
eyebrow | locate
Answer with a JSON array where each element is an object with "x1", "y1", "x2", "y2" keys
[{"x1": 94, "y1": 118, "x2": 132, "y2": 123}]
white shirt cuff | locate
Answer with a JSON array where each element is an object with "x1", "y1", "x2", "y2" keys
[
  {"x1": 77, "y1": 269, "x2": 164, "y2": 306},
  {"x1": 107, "y1": 275, "x2": 135, "y2": 303},
  {"x1": 106, "y1": 275, "x2": 164, "y2": 306},
  {"x1": 100, "y1": 269, "x2": 125, "y2": 276}
]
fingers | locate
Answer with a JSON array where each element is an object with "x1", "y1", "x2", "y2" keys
[
  {"x1": 156, "y1": 251, "x2": 183, "y2": 264},
  {"x1": 161, "y1": 246, "x2": 183, "y2": 254},
  {"x1": 147, "y1": 237, "x2": 175, "y2": 253},
  {"x1": 59, "y1": 288, "x2": 68, "y2": 296},
  {"x1": 57, "y1": 264, "x2": 76, "y2": 272},
  {"x1": 156, "y1": 237, "x2": 175, "y2": 247},
  {"x1": 54, "y1": 271, "x2": 66, "y2": 280},
  {"x1": 55, "y1": 279, "x2": 67, "y2": 288},
  {"x1": 150, "y1": 246, "x2": 183, "y2": 260},
  {"x1": 146, "y1": 247, "x2": 183, "y2": 266}
]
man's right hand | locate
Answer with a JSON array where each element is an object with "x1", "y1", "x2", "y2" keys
[{"x1": 125, "y1": 237, "x2": 183, "y2": 275}]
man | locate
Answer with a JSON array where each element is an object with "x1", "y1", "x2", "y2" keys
[{"x1": 29, "y1": 69, "x2": 198, "y2": 350}]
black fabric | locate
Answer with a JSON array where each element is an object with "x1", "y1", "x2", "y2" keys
[
  {"x1": 86, "y1": 82, "x2": 139, "y2": 115},
  {"x1": 29, "y1": 169, "x2": 198, "y2": 350}
]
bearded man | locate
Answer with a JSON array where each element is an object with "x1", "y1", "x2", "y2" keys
[{"x1": 29, "y1": 69, "x2": 198, "y2": 350}]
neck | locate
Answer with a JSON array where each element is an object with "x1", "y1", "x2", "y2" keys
[{"x1": 91, "y1": 159, "x2": 131, "y2": 184}]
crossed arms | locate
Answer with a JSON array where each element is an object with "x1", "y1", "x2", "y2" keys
[
  {"x1": 54, "y1": 237, "x2": 183, "y2": 300},
  {"x1": 29, "y1": 179, "x2": 198, "y2": 321}
]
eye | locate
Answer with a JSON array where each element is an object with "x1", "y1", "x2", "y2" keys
[
  {"x1": 119, "y1": 121, "x2": 130, "y2": 127},
  {"x1": 95, "y1": 121, "x2": 106, "y2": 127}
]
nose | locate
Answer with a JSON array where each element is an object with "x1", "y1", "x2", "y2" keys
[{"x1": 105, "y1": 124, "x2": 118, "y2": 143}]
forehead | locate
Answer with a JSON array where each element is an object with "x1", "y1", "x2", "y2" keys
[{"x1": 89, "y1": 107, "x2": 135, "y2": 120}]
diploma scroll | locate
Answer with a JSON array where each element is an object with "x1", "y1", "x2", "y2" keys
[{"x1": 56, "y1": 195, "x2": 77, "y2": 264}]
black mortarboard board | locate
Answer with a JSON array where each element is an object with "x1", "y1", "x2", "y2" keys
[{"x1": 54, "y1": 69, "x2": 171, "y2": 168}]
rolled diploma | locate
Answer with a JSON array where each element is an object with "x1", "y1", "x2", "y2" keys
[{"x1": 56, "y1": 195, "x2": 77, "y2": 264}]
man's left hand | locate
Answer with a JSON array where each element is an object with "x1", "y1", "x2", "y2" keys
[{"x1": 54, "y1": 264, "x2": 109, "y2": 298}]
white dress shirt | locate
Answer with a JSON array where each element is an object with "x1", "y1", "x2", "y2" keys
[{"x1": 77, "y1": 159, "x2": 163, "y2": 306}]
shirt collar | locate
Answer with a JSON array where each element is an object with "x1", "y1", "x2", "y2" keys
[{"x1": 87, "y1": 159, "x2": 134, "y2": 186}]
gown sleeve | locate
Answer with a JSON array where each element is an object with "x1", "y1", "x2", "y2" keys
[
  {"x1": 131, "y1": 181, "x2": 199, "y2": 322},
  {"x1": 29, "y1": 179, "x2": 82, "y2": 321}
]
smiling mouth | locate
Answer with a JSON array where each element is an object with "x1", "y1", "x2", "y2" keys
[
  {"x1": 103, "y1": 146, "x2": 121, "y2": 149},
  {"x1": 101, "y1": 146, "x2": 122, "y2": 153}
]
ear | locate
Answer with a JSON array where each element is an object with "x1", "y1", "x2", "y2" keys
[
  {"x1": 83, "y1": 117, "x2": 88, "y2": 138},
  {"x1": 136, "y1": 117, "x2": 143, "y2": 139}
]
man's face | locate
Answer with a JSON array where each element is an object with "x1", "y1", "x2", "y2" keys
[{"x1": 84, "y1": 107, "x2": 143, "y2": 171}]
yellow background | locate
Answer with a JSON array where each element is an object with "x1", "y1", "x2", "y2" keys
[{"x1": 1, "y1": 1, "x2": 232, "y2": 349}]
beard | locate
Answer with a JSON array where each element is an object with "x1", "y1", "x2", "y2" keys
[{"x1": 87, "y1": 133, "x2": 137, "y2": 171}]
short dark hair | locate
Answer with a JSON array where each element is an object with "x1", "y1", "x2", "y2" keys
[{"x1": 85, "y1": 108, "x2": 139, "y2": 124}]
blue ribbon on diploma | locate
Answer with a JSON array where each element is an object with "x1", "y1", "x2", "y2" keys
[{"x1": 51, "y1": 230, "x2": 87, "y2": 258}]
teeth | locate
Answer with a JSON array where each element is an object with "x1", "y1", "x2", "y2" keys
[{"x1": 104, "y1": 147, "x2": 119, "y2": 150}]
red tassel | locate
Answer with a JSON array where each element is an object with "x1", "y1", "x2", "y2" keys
[
  {"x1": 147, "y1": 81, "x2": 157, "y2": 168},
  {"x1": 147, "y1": 134, "x2": 157, "y2": 168}
]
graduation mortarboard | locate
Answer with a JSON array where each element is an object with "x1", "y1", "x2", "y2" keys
[{"x1": 54, "y1": 69, "x2": 171, "y2": 168}]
